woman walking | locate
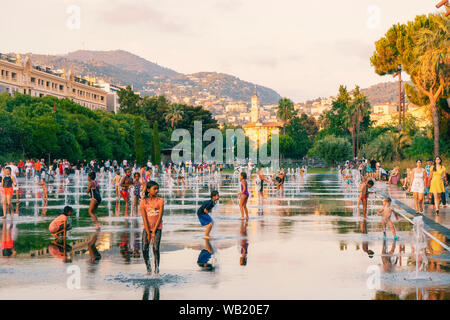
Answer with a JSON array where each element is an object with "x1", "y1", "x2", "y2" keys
[
  {"x1": 429, "y1": 156, "x2": 447, "y2": 214},
  {"x1": 409, "y1": 160, "x2": 426, "y2": 214}
]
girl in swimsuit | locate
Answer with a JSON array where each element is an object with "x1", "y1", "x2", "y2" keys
[
  {"x1": 140, "y1": 181, "x2": 164, "y2": 276},
  {"x1": 238, "y1": 172, "x2": 249, "y2": 220},
  {"x1": 1, "y1": 168, "x2": 17, "y2": 218},
  {"x1": 111, "y1": 170, "x2": 122, "y2": 199},
  {"x1": 87, "y1": 171, "x2": 102, "y2": 230},
  {"x1": 133, "y1": 172, "x2": 142, "y2": 216}
]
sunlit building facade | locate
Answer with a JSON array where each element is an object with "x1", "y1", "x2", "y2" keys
[{"x1": 0, "y1": 54, "x2": 107, "y2": 110}]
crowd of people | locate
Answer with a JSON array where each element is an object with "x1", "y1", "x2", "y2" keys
[
  {"x1": 0, "y1": 157, "x2": 300, "y2": 274},
  {"x1": 341, "y1": 156, "x2": 448, "y2": 222},
  {"x1": 2, "y1": 153, "x2": 447, "y2": 274}
]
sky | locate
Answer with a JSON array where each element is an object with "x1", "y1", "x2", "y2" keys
[{"x1": 0, "y1": 0, "x2": 440, "y2": 102}]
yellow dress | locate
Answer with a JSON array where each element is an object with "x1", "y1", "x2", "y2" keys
[{"x1": 429, "y1": 166, "x2": 446, "y2": 193}]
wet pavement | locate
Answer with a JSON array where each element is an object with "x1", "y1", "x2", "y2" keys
[{"x1": 0, "y1": 171, "x2": 449, "y2": 300}]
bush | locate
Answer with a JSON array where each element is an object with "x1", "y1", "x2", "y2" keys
[
  {"x1": 308, "y1": 135, "x2": 352, "y2": 166},
  {"x1": 405, "y1": 134, "x2": 434, "y2": 159}
]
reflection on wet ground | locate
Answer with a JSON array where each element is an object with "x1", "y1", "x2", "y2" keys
[{"x1": 0, "y1": 172, "x2": 449, "y2": 300}]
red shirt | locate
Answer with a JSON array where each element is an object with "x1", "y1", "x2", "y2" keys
[{"x1": 18, "y1": 161, "x2": 24, "y2": 168}]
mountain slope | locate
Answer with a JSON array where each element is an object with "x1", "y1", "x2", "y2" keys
[
  {"x1": 361, "y1": 81, "x2": 410, "y2": 105},
  {"x1": 17, "y1": 50, "x2": 282, "y2": 104},
  {"x1": 65, "y1": 50, "x2": 179, "y2": 77}
]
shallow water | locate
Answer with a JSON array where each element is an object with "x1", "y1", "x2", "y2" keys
[{"x1": 0, "y1": 172, "x2": 449, "y2": 300}]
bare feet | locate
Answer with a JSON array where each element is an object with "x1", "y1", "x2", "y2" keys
[{"x1": 203, "y1": 235, "x2": 212, "y2": 239}]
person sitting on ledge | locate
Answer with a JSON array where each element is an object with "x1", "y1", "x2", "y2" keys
[{"x1": 388, "y1": 166, "x2": 400, "y2": 185}]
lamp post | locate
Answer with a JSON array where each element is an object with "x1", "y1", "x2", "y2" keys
[{"x1": 393, "y1": 65, "x2": 402, "y2": 131}]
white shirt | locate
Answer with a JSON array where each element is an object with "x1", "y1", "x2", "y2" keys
[{"x1": 7, "y1": 165, "x2": 19, "y2": 178}]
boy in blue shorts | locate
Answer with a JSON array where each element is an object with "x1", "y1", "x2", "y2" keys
[{"x1": 198, "y1": 190, "x2": 219, "y2": 239}]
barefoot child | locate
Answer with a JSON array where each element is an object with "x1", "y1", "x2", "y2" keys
[
  {"x1": 111, "y1": 170, "x2": 121, "y2": 199},
  {"x1": 37, "y1": 175, "x2": 48, "y2": 202},
  {"x1": 87, "y1": 171, "x2": 102, "y2": 230},
  {"x1": 1, "y1": 168, "x2": 17, "y2": 218},
  {"x1": 197, "y1": 190, "x2": 219, "y2": 239},
  {"x1": 377, "y1": 198, "x2": 399, "y2": 240},
  {"x1": 132, "y1": 172, "x2": 142, "y2": 216},
  {"x1": 120, "y1": 169, "x2": 134, "y2": 215},
  {"x1": 359, "y1": 179, "x2": 374, "y2": 218},
  {"x1": 238, "y1": 172, "x2": 249, "y2": 220},
  {"x1": 49, "y1": 206, "x2": 73, "y2": 241},
  {"x1": 140, "y1": 181, "x2": 164, "y2": 275}
]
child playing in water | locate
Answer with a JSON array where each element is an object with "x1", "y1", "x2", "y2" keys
[
  {"x1": 120, "y1": 168, "x2": 134, "y2": 215},
  {"x1": 87, "y1": 171, "x2": 102, "y2": 230},
  {"x1": 1, "y1": 167, "x2": 17, "y2": 218},
  {"x1": 359, "y1": 179, "x2": 374, "y2": 219},
  {"x1": 344, "y1": 168, "x2": 352, "y2": 191},
  {"x1": 111, "y1": 170, "x2": 121, "y2": 199},
  {"x1": 49, "y1": 206, "x2": 73, "y2": 241},
  {"x1": 132, "y1": 172, "x2": 142, "y2": 216},
  {"x1": 197, "y1": 190, "x2": 220, "y2": 239},
  {"x1": 376, "y1": 198, "x2": 399, "y2": 240},
  {"x1": 238, "y1": 172, "x2": 249, "y2": 220},
  {"x1": 36, "y1": 174, "x2": 48, "y2": 202},
  {"x1": 140, "y1": 181, "x2": 164, "y2": 276}
]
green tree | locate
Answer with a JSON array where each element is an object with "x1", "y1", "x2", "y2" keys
[
  {"x1": 360, "y1": 131, "x2": 411, "y2": 162},
  {"x1": 152, "y1": 121, "x2": 161, "y2": 165},
  {"x1": 351, "y1": 86, "x2": 372, "y2": 158},
  {"x1": 322, "y1": 86, "x2": 352, "y2": 138},
  {"x1": 134, "y1": 117, "x2": 145, "y2": 165},
  {"x1": 370, "y1": 13, "x2": 449, "y2": 156},
  {"x1": 165, "y1": 104, "x2": 184, "y2": 129},
  {"x1": 284, "y1": 115, "x2": 316, "y2": 158},
  {"x1": 118, "y1": 86, "x2": 140, "y2": 114},
  {"x1": 277, "y1": 98, "x2": 295, "y2": 134},
  {"x1": 309, "y1": 135, "x2": 352, "y2": 167}
]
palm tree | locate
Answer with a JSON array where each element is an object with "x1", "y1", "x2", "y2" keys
[
  {"x1": 164, "y1": 104, "x2": 184, "y2": 129},
  {"x1": 344, "y1": 106, "x2": 357, "y2": 159},
  {"x1": 352, "y1": 86, "x2": 371, "y2": 159},
  {"x1": 277, "y1": 98, "x2": 295, "y2": 135},
  {"x1": 390, "y1": 132, "x2": 411, "y2": 161}
]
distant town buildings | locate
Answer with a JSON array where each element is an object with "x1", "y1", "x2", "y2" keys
[
  {"x1": 294, "y1": 97, "x2": 333, "y2": 119},
  {"x1": 96, "y1": 81, "x2": 124, "y2": 114},
  {"x1": 370, "y1": 103, "x2": 430, "y2": 127},
  {"x1": 0, "y1": 53, "x2": 123, "y2": 112},
  {"x1": 243, "y1": 87, "x2": 283, "y2": 150}
]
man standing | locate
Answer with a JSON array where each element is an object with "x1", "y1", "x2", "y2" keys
[
  {"x1": 35, "y1": 160, "x2": 42, "y2": 180},
  {"x1": 17, "y1": 160, "x2": 24, "y2": 177}
]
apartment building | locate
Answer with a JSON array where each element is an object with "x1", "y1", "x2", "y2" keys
[{"x1": 0, "y1": 54, "x2": 107, "y2": 110}]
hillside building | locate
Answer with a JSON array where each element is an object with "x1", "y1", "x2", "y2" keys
[
  {"x1": 0, "y1": 54, "x2": 108, "y2": 110},
  {"x1": 243, "y1": 87, "x2": 283, "y2": 150}
]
